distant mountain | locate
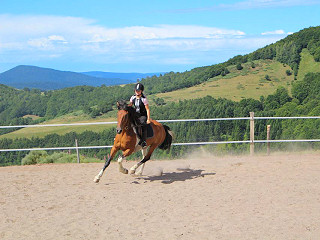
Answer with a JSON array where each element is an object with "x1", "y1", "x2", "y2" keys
[
  {"x1": 81, "y1": 71, "x2": 165, "y2": 81},
  {"x1": 0, "y1": 65, "x2": 154, "y2": 90}
]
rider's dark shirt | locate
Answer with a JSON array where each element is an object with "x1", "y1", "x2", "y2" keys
[{"x1": 130, "y1": 95, "x2": 148, "y2": 117}]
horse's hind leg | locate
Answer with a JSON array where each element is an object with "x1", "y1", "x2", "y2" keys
[
  {"x1": 130, "y1": 145, "x2": 156, "y2": 175},
  {"x1": 135, "y1": 163, "x2": 145, "y2": 176},
  {"x1": 135, "y1": 148, "x2": 148, "y2": 175},
  {"x1": 118, "y1": 155, "x2": 128, "y2": 174}
]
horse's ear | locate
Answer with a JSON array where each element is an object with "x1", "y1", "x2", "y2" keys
[{"x1": 116, "y1": 101, "x2": 121, "y2": 110}]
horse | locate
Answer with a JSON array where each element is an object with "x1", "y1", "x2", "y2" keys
[{"x1": 94, "y1": 100, "x2": 173, "y2": 183}]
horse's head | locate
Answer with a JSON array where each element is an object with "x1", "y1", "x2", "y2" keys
[{"x1": 116, "y1": 100, "x2": 131, "y2": 134}]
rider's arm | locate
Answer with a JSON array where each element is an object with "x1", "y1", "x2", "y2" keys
[{"x1": 145, "y1": 104, "x2": 151, "y2": 124}]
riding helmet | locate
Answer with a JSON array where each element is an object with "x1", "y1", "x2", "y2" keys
[{"x1": 135, "y1": 83, "x2": 144, "y2": 91}]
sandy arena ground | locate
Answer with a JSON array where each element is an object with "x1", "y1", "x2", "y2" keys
[{"x1": 1, "y1": 151, "x2": 320, "y2": 240}]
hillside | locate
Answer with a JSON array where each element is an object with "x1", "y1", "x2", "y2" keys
[{"x1": 153, "y1": 59, "x2": 294, "y2": 102}]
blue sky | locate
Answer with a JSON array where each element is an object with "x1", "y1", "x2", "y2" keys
[{"x1": 1, "y1": 0, "x2": 320, "y2": 73}]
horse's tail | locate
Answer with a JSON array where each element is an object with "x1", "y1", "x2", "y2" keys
[{"x1": 158, "y1": 125, "x2": 174, "y2": 150}]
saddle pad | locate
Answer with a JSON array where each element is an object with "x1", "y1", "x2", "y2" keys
[{"x1": 146, "y1": 124, "x2": 154, "y2": 138}]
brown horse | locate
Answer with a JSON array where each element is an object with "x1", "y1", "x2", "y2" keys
[{"x1": 94, "y1": 100, "x2": 173, "y2": 183}]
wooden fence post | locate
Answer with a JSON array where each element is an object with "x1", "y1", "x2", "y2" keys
[
  {"x1": 250, "y1": 112, "x2": 255, "y2": 155},
  {"x1": 75, "y1": 138, "x2": 80, "y2": 163},
  {"x1": 267, "y1": 125, "x2": 271, "y2": 155}
]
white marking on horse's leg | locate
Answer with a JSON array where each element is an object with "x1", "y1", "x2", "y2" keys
[
  {"x1": 135, "y1": 148, "x2": 148, "y2": 175},
  {"x1": 129, "y1": 162, "x2": 142, "y2": 175},
  {"x1": 93, "y1": 169, "x2": 104, "y2": 183},
  {"x1": 118, "y1": 155, "x2": 128, "y2": 174},
  {"x1": 134, "y1": 136, "x2": 142, "y2": 152},
  {"x1": 142, "y1": 147, "x2": 148, "y2": 158},
  {"x1": 136, "y1": 163, "x2": 145, "y2": 176}
]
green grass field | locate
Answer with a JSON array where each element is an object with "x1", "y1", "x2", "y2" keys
[
  {"x1": 0, "y1": 111, "x2": 117, "y2": 140},
  {"x1": 151, "y1": 59, "x2": 294, "y2": 102},
  {"x1": 297, "y1": 49, "x2": 320, "y2": 80}
]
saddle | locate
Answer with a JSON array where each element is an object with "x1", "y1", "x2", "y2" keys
[{"x1": 137, "y1": 124, "x2": 154, "y2": 139}]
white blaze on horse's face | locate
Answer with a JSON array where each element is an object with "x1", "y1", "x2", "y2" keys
[{"x1": 117, "y1": 109, "x2": 128, "y2": 134}]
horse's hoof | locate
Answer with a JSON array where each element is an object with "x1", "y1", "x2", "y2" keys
[
  {"x1": 135, "y1": 171, "x2": 143, "y2": 176},
  {"x1": 129, "y1": 169, "x2": 136, "y2": 175},
  {"x1": 94, "y1": 176, "x2": 100, "y2": 183}
]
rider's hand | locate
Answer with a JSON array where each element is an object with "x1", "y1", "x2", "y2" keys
[{"x1": 147, "y1": 119, "x2": 151, "y2": 124}]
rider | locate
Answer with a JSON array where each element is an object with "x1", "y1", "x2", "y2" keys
[{"x1": 130, "y1": 83, "x2": 151, "y2": 147}]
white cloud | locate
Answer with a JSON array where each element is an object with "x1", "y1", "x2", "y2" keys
[
  {"x1": 0, "y1": 14, "x2": 247, "y2": 53},
  {"x1": 48, "y1": 35, "x2": 67, "y2": 42},
  {"x1": 84, "y1": 25, "x2": 245, "y2": 43},
  {"x1": 261, "y1": 29, "x2": 286, "y2": 35},
  {"x1": 0, "y1": 14, "x2": 289, "y2": 71},
  {"x1": 28, "y1": 35, "x2": 68, "y2": 50}
]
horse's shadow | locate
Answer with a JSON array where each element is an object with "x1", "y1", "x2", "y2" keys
[{"x1": 135, "y1": 169, "x2": 216, "y2": 184}]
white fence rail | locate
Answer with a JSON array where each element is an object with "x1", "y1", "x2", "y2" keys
[
  {"x1": 0, "y1": 115, "x2": 319, "y2": 154},
  {"x1": 1, "y1": 116, "x2": 320, "y2": 129}
]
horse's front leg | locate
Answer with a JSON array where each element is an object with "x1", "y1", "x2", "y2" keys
[
  {"x1": 118, "y1": 155, "x2": 128, "y2": 174},
  {"x1": 118, "y1": 148, "x2": 134, "y2": 174},
  {"x1": 94, "y1": 146, "x2": 118, "y2": 183}
]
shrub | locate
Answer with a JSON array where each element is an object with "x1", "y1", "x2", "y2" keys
[
  {"x1": 286, "y1": 70, "x2": 292, "y2": 76},
  {"x1": 236, "y1": 63, "x2": 243, "y2": 70},
  {"x1": 38, "y1": 152, "x2": 64, "y2": 164},
  {"x1": 265, "y1": 75, "x2": 271, "y2": 81},
  {"x1": 22, "y1": 151, "x2": 99, "y2": 165},
  {"x1": 22, "y1": 151, "x2": 48, "y2": 165},
  {"x1": 314, "y1": 47, "x2": 320, "y2": 62}
]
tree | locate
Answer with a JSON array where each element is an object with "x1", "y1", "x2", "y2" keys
[
  {"x1": 236, "y1": 63, "x2": 243, "y2": 70},
  {"x1": 314, "y1": 47, "x2": 320, "y2": 62},
  {"x1": 292, "y1": 73, "x2": 320, "y2": 103}
]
